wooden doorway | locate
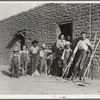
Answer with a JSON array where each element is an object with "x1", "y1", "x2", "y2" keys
[
  {"x1": 16, "y1": 29, "x2": 26, "y2": 50},
  {"x1": 58, "y1": 22, "x2": 72, "y2": 41}
]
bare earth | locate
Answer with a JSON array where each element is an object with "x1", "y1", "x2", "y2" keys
[{"x1": 0, "y1": 65, "x2": 100, "y2": 95}]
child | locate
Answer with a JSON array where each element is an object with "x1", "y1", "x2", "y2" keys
[
  {"x1": 47, "y1": 53, "x2": 55, "y2": 75},
  {"x1": 20, "y1": 45, "x2": 29, "y2": 76},
  {"x1": 30, "y1": 40, "x2": 40, "y2": 76},
  {"x1": 10, "y1": 46, "x2": 20, "y2": 78},
  {"x1": 39, "y1": 44, "x2": 52, "y2": 75},
  {"x1": 61, "y1": 41, "x2": 72, "y2": 78}
]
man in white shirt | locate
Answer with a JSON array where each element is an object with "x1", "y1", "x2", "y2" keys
[
  {"x1": 72, "y1": 32, "x2": 93, "y2": 81},
  {"x1": 30, "y1": 40, "x2": 39, "y2": 76}
]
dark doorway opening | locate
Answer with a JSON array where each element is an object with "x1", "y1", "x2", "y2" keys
[
  {"x1": 58, "y1": 23, "x2": 72, "y2": 41},
  {"x1": 16, "y1": 29, "x2": 26, "y2": 50}
]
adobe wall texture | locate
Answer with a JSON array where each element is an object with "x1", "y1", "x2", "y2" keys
[
  {"x1": 91, "y1": 4, "x2": 100, "y2": 79},
  {"x1": 0, "y1": 3, "x2": 99, "y2": 78}
]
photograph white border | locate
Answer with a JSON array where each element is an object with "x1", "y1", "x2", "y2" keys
[{"x1": 0, "y1": 1, "x2": 100, "y2": 99}]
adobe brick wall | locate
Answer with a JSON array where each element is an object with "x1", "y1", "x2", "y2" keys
[
  {"x1": 0, "y1": 3, "x2": 99, "y2": 78},
  {"x1": 91, "y1": 4, "x2": 100, "y2": 79}
]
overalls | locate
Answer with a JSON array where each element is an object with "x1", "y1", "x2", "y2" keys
[
  {"x1": 21, "y1": 51, "x2": 28, "y2": 76},
  {"x1": 11, "y1": 54, "x2": 20, "y2": 78}
]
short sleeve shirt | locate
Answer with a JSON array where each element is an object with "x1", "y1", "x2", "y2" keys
[{"x1": 30, "y1": 46, "x2": 39, "y2": 54}]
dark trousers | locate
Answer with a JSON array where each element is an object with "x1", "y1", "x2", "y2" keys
[
  {"x1": 31, "y1": 54, "x2": 39, "y2": 75},
  {"x1": 72, "y1": 50, "x2": 89, "y2": 80},
  {"x1": 11, "y1": 56, "x2": 20, "y2": 78}
]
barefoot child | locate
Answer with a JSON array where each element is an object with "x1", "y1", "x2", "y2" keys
[
  {"x1": 10, "y1": 46, "x2": 20, "y2": 78},
  {"x1": 39, "y1": 44, "x2": 52, "y2": 75},
  {"x1": 20, "y1": 45, "x2": 29, "y2": 76}
]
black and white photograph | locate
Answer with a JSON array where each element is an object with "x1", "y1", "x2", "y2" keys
[{"x1": 0, "y1": 1, "x2": 100, "y2": 98}]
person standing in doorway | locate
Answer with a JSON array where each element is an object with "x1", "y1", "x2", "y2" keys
[
  {"x1": 56, "y1": 34, "x2": 66, "y2": 76},
  {"x1": 71, "y1": 32, "x2": 93, "y2": 82},
  {"x1": 30, "y1": 40, "x2": 39, "y2": 76}
]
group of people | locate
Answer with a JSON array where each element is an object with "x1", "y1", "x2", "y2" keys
[
  {"x1": 10, "y1": 31, "x2": 93, "y2": 82},
  {"x1": 56, "y1": 31, "x2": 93, "y2": 82},
  {"x1": 10, "y1": 41, "x2": 55, "y2": 78}
]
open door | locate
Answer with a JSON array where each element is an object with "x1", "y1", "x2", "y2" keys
[
  {"x1": 58, "y1": 22, "x2": 72, "y2": 41},
  {"x1": 15, "y1": 29, "x2": 26, "y2": 50},
  {"x1": 55, "y1": 23, "x2": 61, "y2": 40}
]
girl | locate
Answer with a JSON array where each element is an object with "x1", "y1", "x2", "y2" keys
[
  {"x1": 20, "y1": 45, "x2": 29, "y2": 76},
  {"x1": 61, "y1": 41, "x2": 72, "y2": 78}
]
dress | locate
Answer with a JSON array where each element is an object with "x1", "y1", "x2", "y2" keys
[{"x1": 56, "y1": 39, "x2": 66, "y2": 76}]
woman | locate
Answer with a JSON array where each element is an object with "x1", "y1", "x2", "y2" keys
[{"x1": 56, "y1": 34, "x2": 66, "y2": 76}]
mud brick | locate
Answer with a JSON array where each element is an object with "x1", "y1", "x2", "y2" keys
[{"x1": 0, "y1": 3, "x2": 99, "y2": 79}]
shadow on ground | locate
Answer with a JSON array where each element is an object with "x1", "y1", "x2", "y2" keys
[{"x1": 1, "y1": 70, "x2": 11, "y2": 77}]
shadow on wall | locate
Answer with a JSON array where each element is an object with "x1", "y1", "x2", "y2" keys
[{"x1": 6, "y1": 35, "x2": 18, "y2": 49}]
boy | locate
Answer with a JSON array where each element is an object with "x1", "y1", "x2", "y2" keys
[
  {"x1": 61, "y1": 41, "x2": 72, "y2": 78},
  {"x1": 10, "y1": 46, "x2": 20, "y2": 78},
  {"x1": 30, "y1": 40, "x2": 39, "y2": 76},
  {"x1": 20, "y1": 45, "x2": 29, "y2": 76},
  {"x1": 39, "y1": 44, "x2": 52, "y2": 75}
]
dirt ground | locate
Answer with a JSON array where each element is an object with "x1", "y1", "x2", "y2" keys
[{"x1": 0, "y1": 65, "x2": 100, "y2": 95}]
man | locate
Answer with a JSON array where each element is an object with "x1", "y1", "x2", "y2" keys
[
  {"x1": 30, "y1": 40, "x2": 39, "y2": 76},
  {"x1": 10, "y1": 46, "x2": 20, "y2": 78},
  {"x1": 72, "y1": 32, "x2": 93, "y2": 82}
]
